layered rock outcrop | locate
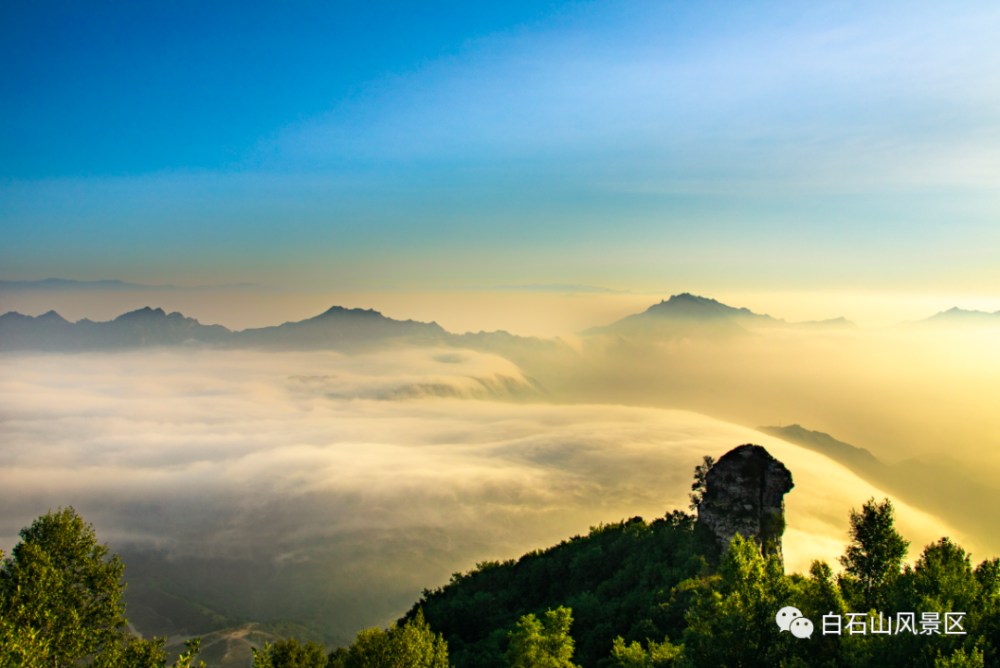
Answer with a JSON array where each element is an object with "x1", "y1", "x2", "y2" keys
[{"x1": 696, "y1": 444, "x2": 794, "y2": 563}]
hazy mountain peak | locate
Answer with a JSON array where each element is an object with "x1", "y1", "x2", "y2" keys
[
  {"x1": 581, "y1": 293, "x2": 777, "y2": 337},
  {"x1": 316, "y1": 305, "x2": 385, "y2": 319},
  {"x1": 909, "y1": 306, "x2": 1000, "y2": 327},
  {"x1": 758, "y1": 424, "x2": 883, "y2": 477},
  {"x1": 37, "y1": 310, "x2": 70, "y2": 323},
  {"x1": 935, "y1": 306, "x2": 998, "y2": 318},
  {"x1": 114, "y1": 306, "x2": 168, "y2": 321},
  {"x1": 643, "y1": 293, "x2": 775, "y2": 320},
  {"x1": 0, "y1": 310, "x2": 72, "y2": 325}
]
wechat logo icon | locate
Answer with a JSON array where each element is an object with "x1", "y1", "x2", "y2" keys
[{"x1": 776, "y1": 606, "x2": 813, "y2": 639}]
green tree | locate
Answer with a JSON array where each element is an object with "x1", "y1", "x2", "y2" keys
[
  {"x1": 688, "y1": 456, "x2": 716, "y2": 512},
  {"x1": 389, "y1": 609, "x2": 449, "y2": 668},
  {"x1": 912, "y1": 539, "x2": 980, "y2": 614},
  {"x1": 0, "y1": 579, "x2": 50, "y2": 668},
  {"x1": 0, "y1": 508, "x2": 127, "y2": 667},
  {"x1": 343, "y1": 628, "x2": 393, "y2": 668},
  {"x1": 302, "y1": 609, "x2": 448, "y2": 668},
  {"x1": 863, "y1": 538, "x2": 988, "y2": 668},
  {"x1": 792, "y1": 560, "x2": 848, "y2": 668},
  {"x1": 608, "y1": 636, "x2": 680, "y2": 668},
  {"x1": 839, "y1": 498, "x2": 909, "y2": 611},
  {"x1": 681, "y1": 534, "x2": 795, "y2": 668},
  {"x1": 0, "y1": 510, "x2": 202, "y2": 668},
  {"x1": 268, "y1": 638, "x2": 327, "y2": 668},
  {"x1": 89, "y1": 635, "x2": 166, "y2": 668},
  {"x1": 1, "y1": 556, "x2": 49, "y2": 667},
  {"x1": 505, "y1": 607, "x2": 579, "y2": 668},
  {"x1": 326, "y1": 647, "x2": 349, "y2": 668},
  {"x1": 935, "y1": 646, "x2": 985, "y2": 668},
  {"x1": 90, "y1": 637, "x2": 203, "y2": 668}
]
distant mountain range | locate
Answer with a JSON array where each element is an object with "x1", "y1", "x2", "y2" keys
[
  {"x1": 581, "y1": 293, "x2": 855, "y2": 337},
  {"x1": 0, "y1": 305, "x2": 563, "y2": 362},
  {"x1": 4, "y1": 281, "x2": 996, "y2": 328},
  {"x1": 906, "y1": 306, "x2": 1000, "y2": 327},
  {"x1": 0, "y1": 308, "x2": 232, "y2": 350},
  {"x1": 759, "y1": 424, "x2": 1000, "y2": 549},
  {"x1": 232, "y1": 305, "x2": 448, "y2": 350},
  {"x1": 4, "y1": 293, "x2": 997, "y2": 354}
]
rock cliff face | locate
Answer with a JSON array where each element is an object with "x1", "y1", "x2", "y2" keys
[{"x1": 697, "y1": 444, "x2": 794, "y2": 563}]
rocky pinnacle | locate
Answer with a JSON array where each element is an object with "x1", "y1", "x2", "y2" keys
[{"x1": 696, "y1": 444, "x2": 794, "y2": 564}]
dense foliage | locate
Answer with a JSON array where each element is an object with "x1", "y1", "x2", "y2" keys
[
  {"x1": 5, "y1": 480, "x2": 1000, "y2": 668},
  {"x1": 321, "y1": 610, "x2": 448, "y2": 668},
  {"x1": 505, "y1": 607, "x2": 578, "y2": 668},
  {"x1": 0, "y1": 508, "x2": 203, "y2": 668},
  {"x1": 403, "y1": 496, "x2": 1000, "y2": 668},
  {"x1": 252, "y1": 638, "x2": 328, "y2": 668},
  {"x1": 404, "y1": 512, "x2": 715, "y2": 668},
  {"x1": 840, "y1": 498, "x2": 911, "y2": 611}
]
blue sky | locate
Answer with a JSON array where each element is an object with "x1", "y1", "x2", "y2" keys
[{"x1": 2, "y1": 0, "x2": 999, "y2": 293}]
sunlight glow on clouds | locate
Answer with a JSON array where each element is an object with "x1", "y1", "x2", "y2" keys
[{"x1": 0, "y1": 348, "x2": 966, "y2": 634}]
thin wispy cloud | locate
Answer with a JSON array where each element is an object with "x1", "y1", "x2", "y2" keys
[{"x1": 254, "y1": 1, "x2": 1000, "y2": 191}]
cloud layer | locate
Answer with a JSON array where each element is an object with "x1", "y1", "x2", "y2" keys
[{"x1": 0, "y1": 347, "x2": 966, "y2": 640}]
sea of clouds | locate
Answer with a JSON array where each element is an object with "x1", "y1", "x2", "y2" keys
[{"x1": 0, "y1": 347, "x2": 963, "y2": 640}]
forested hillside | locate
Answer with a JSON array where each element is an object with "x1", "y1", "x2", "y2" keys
[
  {"x1": 399, "y1": 502, "x2": 1000, "y2": 668},
  {"x1": 5, "y1": 492, "x2": 1000, "y2": 667},
  {"x1": 404, "y1": 512, "x2": 715, "y2": 668}
]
